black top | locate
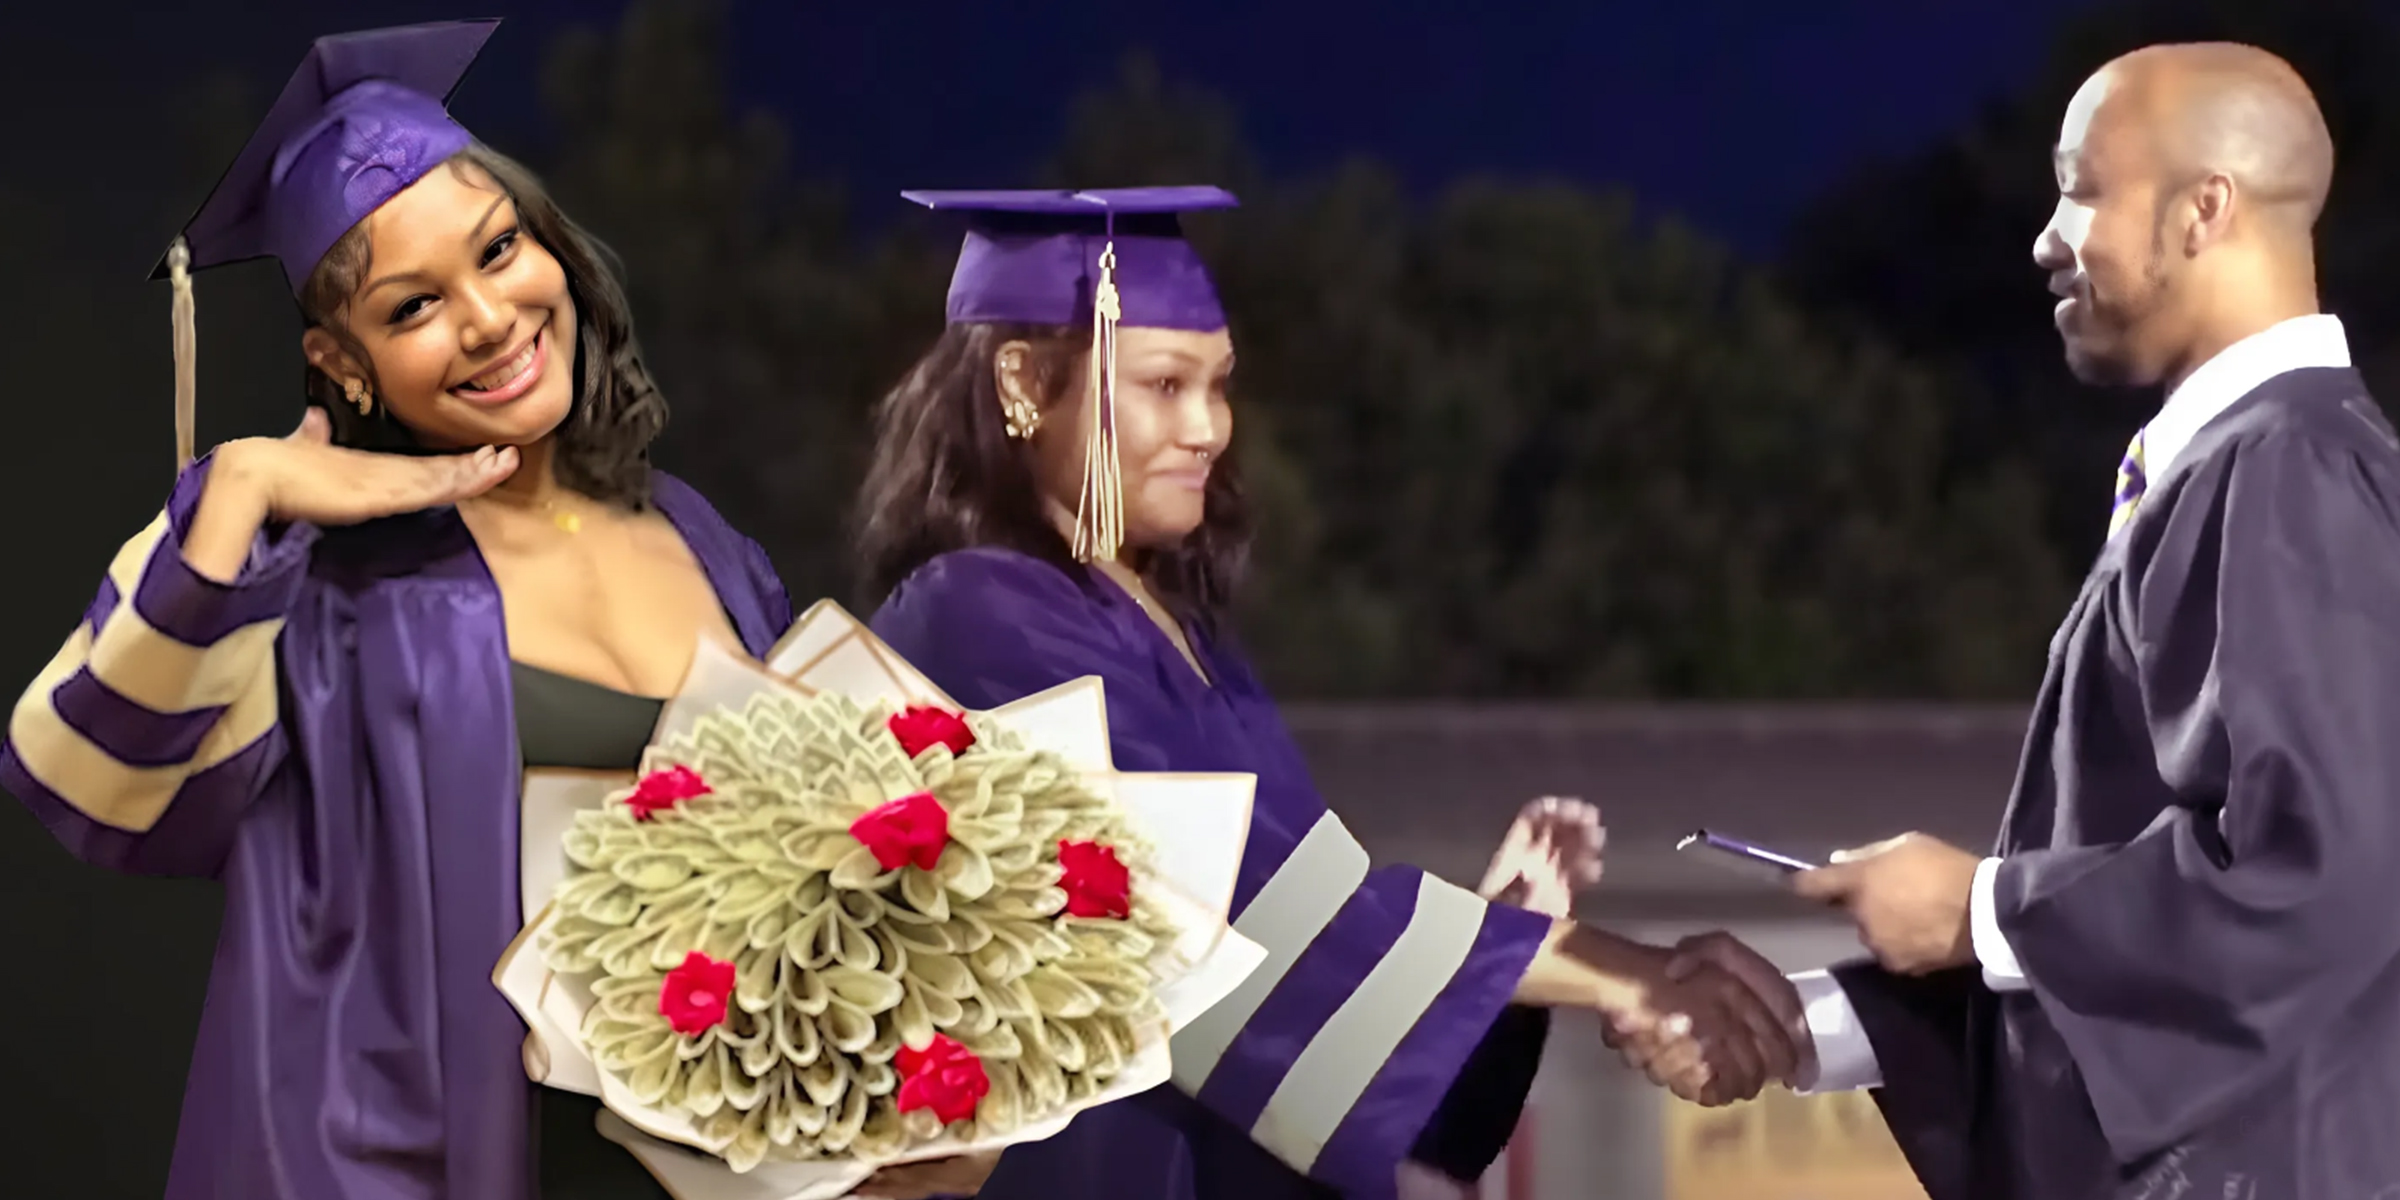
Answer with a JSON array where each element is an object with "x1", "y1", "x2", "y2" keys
[
  {"x1": 512, "y1": 660, "x2": 671, "y2": 1200},
  {"x1": 512, "y1": 661, "x2": 666, "y2": 772}
]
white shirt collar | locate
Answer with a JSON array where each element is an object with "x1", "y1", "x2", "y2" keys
[{"x1": 2142, "y1": 313, "x2": 2351, "y2": 479}]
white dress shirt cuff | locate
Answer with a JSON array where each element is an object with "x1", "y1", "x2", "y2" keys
[
  {"x1": 1787, "y1": 969, "x2": 1882, "y2": 1093},
  {"x1": 1971, "y1": 855, "x2": 2031, "y2": 992}
]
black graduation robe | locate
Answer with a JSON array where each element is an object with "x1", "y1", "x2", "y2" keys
[{"x1": 1836, "y1": 366, "x2": 2400, "y2": 1200}]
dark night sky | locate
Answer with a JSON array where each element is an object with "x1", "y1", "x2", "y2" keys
[{"x1": 14, "y1": 0, "x2": 2100, "y2": 260}]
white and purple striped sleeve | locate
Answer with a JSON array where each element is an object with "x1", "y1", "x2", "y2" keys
[
  {"x1": 1, "y1": 459, "x2": 316, "y2": 876},
  {"x1": 1168, "y1": 809, "x2": 1553, "y2": 1195}
]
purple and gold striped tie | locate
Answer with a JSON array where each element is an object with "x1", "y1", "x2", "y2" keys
[{"x1": 2108, "y1": 427, "x2": 2147, "y2": 538}]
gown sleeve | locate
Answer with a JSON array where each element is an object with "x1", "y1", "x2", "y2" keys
[
  {"x1": 1991, "y1": 428, "x2": 2400, "y2": 1164},
  {"x1": 1, "y1": 455, "x2": 317, "y2": 877},
  {"x1": 872, "y1": 550, "x2": 1554, "y2": 1197},
  {"x1": 1405, "y1": 1004, "x2": 1547, "y2": 1181},
  {"x1": 1826, "y1": 962, "x2": 1980, "y2": 1200}
]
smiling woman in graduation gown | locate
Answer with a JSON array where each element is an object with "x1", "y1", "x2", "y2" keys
[
  {"x1": 852, "y1": 188, "x2": 1801, "y2": 1200},
  {"x1": 0, "y1": 22, "x2": 788, "y2": 1200}
]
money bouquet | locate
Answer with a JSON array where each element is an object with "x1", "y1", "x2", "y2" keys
[{"x1": 495, "y1": 602, "x2": 1264, "y2": 1200}]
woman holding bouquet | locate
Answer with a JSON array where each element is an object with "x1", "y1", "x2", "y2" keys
[
  {"x1": 856, "y1": 188, "x2": 1809, "y2": 1200},
  {"x1": 0, "y1": 21, "x2": 787, "y2": 1200}
]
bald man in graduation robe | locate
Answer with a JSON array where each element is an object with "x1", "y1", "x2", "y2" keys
[{"x1": 1672, "y1": 42, "x2": 2400, "y2": 1200}]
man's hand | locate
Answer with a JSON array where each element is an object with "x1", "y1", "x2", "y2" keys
[
  {"x1": 851, "y1": 1150, "x2": 1002, "y2": 1199},
  {"x1": 1792, "y1": 832, "x2": 1980, "y2": 975}
]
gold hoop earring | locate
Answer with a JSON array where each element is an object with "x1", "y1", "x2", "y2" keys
[
  {"x1": 1001, "y1": 395, "x2": 1043, "y2": 440},
  {"x1": 344, "y1": 379, "x2": 374, "y2": 416}
]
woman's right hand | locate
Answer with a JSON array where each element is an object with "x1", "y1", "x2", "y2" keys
[
  {"x1": 222, "y1": 406, "x2": 519, "y2": 525},
  {"x1": 183, "y1": 407, "x2": 518, "y2": 581},
  {"x1": 851, "y1": 1150, "x2": 1002, "y2": 1198}
]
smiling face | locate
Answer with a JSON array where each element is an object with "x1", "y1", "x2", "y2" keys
[
  {"x1": 301, "y1": 157, "x2": 578, "y2": 450},
  {"x1": 2033, "y1": 70, "x2": 2191, "y2": 388},
  {"x1": 1018, "y1": 325, "x2": 1235, "y2": 551}
]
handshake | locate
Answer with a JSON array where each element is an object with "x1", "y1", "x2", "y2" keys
[
  {"x1": 1487, "y1": 802, "x2": 1991, "y2": 1107},
  {"x1": 1592, "y1": 930, "x2": 1811, "y2": 1107},
  {"x1": 1481, "y1": 799, "x2": 1813, "y2": 1107}
]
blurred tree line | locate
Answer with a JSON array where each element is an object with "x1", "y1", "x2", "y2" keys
[{"x1": 172, "y1": 0, "x2": 2400, "y2": 701}]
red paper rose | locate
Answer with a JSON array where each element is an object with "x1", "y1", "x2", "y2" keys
[
  {"x1": 895, "y1": 1034, "x2": 991, "y2": 1125},
  {"x1": 849, "y1": 792, "x2": 951, "y2": 871},
  {"x1": 888, "y1": 705, "x2": 976, "y2": 759},
  {"x1": 625, "y1": 765, "x2": 711, "y2": 821},
  {"x1": 1057, "y1": 840, "x2": 1133, "y2": 919},
  {"x1": 658, "y1": 951, "x2": 736, "y2": 1035}
]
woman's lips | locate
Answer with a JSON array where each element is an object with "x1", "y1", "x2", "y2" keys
[{"x1": 451, "y1": 330, "x2": 546, "y2": 405}]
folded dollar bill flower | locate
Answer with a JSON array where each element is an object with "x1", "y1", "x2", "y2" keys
[{"x1": 495, "y1": 602, "x2": 1267, "y2": 1200}]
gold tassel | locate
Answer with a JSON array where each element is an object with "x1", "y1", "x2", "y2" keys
[
  {"x1": 167, "y1": 237, "x2": 197, "y2": 473},
  {"x1": 1072, "y1": 237, "x2": 1125, "y2": 563}
]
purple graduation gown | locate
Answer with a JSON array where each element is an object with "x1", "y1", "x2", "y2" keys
[
  {"x1": 1836, "y1": 367, "x2": 2400, "y2": 1199},
  {"x1": 871, "y1": 548, "x2": 1553, "y2": 1200},
  {"x1": 0, "y1": 455, "x2": 791, "y2": 1200}
]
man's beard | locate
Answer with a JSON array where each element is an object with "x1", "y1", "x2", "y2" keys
[{"x1": 2063, "y1": 222, "x2": 2171, "y2": 387}]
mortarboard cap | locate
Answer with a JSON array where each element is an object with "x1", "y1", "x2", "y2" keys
[
  {"x1": 154, "y1": 19, "x2": 499, "y2": 470},
  {"x1": 159, "y1": 19, "x2": 499, "y2": 294},
  {"x1": 903, "y1": 187, "x2": 1237, "y2": 331}
]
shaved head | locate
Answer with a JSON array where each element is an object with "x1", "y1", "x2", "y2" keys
[
  {"x1": 2104, "y1": 42, "x2": 2333, "y2": 231},
  {"x1": 2035, "y1": 43, "x2": 2332, "y2": 389}
]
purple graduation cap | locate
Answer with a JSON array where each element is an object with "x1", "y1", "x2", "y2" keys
[
  {"x1": 903, "y1": 186, "x2": 1238, "y2": 331},
  {"x1": 903, "y1": 186, "x2": 1239, "y2": 563},
  {"x1": 161, "y1": 19, "x2": 498, "y2": 293},
  {"x1": 153, "y1": 19, "x2": 499, "y2": 468}
]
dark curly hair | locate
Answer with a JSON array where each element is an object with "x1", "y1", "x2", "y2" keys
[
  {"x1": 296, "y1": 144, "x2": 665, "y2": 508},
  {"x1": 853, "y1": 322, "x2": 1253, "y2": 629}
]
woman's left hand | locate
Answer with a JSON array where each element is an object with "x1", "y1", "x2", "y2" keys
[
  {"x1": 1478, "y1": 796, "x2": 1604, "y2": 918},
  {"x1": 850, "y1": 1150, "x2": 1004, "y2": 1199}
]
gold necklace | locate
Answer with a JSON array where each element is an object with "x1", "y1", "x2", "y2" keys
[{"x1": 471, "y1": 492, "x2": 583, "y2": 534}]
